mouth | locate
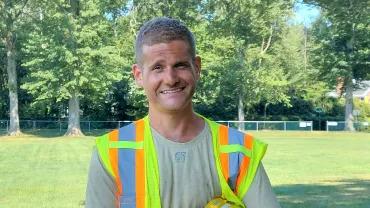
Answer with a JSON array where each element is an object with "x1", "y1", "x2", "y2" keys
[{"x1": 160, "y1": 87, "x2": 186, "y2": 94}]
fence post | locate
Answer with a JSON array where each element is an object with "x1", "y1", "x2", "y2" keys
[
  {"x1": 256, "y1": 122, "x2": 259, "y2": 131},
  {"x1": 284, "y1": 121, "x2": 287, "y2": 131},
  {"x1": 59, "y1": 121, "x2": 62, "y2": 133},
  {"x1": 311, "y1": 121, "x2": 313, "y2": 131},
  {"x1": 6, "y1": 120, "x2": 9, "y2": 132},
  {"x1": 88, "y1": 121, "x2": 91, "y2": 132},
  {"x1": 118, "y1": 121, "x2": 121, "y2": 128},
  {"x1": 326, "y1": 121, "x2": 328, "y2": 132},
  {"x1": 33, "y1": 121, "x2": 36, "y2": 131}
]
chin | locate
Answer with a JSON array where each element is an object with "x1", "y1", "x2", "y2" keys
[{"x1": 159, "y1": 102, "x2": 192, "y2": 112}]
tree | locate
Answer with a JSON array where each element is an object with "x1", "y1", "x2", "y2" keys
[
  {"x1": 22, "y1": 0, "x2": 124, "y2": 136},
  {"x1": 0, "y1": 0, "x2": 32, "y2": 135},
  {"x1": 307, "y1": 0, "x2": 370, "y2": 130},
  {"x1": 0, "y1": 44, "x2": 8, "y2": 119},
  {"x1": 204, "y1": 0, "x2": 294, "y2": 129}
]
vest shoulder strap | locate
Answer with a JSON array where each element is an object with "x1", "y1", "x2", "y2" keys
[
  {"x1": 95, "y1": 121, "x2": 143, "y2": 178},
  {"x1": 96, "y1": 131, "x2": 117, "y2": 178},
  {"x1": 204, "y1": 117, "x2": 267, "y2": 206},
  {"x1": 95, "y1": 118, "x2": 161, "y2": 208}
]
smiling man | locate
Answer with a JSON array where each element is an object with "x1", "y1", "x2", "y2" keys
[{"x1": 85, "y1": 17, "x2": 280, "y2": 208}]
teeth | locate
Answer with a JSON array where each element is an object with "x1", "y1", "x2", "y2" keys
[{"x1": 161, "y1": 88, "x2": 183, "y2": 94}]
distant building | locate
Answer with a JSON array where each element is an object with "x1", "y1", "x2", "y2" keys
[{"x1": 327, "y1": 80, "x2": 370, "y2": 103}]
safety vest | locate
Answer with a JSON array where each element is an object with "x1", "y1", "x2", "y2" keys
[{"x1": 96, "y1": 115, "x2": 267, "y2": 208}]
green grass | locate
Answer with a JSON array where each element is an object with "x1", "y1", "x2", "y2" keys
[
  {"x1": 0, "y1": 134, "x2": 95, "y2": 208},
  {"x1": 0, "y1": 131, "x2": 369, "y2": 207},
  {"x1": 253, "y1": 131, "x2": 370, "y2": 208}
]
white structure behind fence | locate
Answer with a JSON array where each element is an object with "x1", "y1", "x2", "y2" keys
[
  {"x1": 216, "y1": 120, "x2": 313, "y2": 131},
  {"x1": 326, "y1": 121, "x2": 369, "y2": 131}
]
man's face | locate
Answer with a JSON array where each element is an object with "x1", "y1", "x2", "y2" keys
[{"x1": 132, "y1": 40, "x2": 201, "y2": 114}]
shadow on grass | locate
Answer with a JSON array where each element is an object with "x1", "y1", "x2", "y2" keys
[
  {"x1": 275, "y1": 179, "x2": 370, "y2": 208},
  {"x1": 0, "y1": 129, "x2": 112, "y2": 138}
]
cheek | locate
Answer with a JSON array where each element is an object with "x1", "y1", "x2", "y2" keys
[
  {"x1": 143, "y1": 76, "x2": 160, "y2": 92},
  {"x1": 185, "y1": 72, "x2": 198, "y2": 84}
]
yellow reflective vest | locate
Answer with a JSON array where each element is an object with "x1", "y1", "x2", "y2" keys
[{"x1": 96, "y1": 115, "x2": 267, "y2": 208}]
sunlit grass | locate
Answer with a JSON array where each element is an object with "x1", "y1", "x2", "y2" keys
[
  {"x1": 0, "y1": 131, "x2": 369, "y2": 207},
  {"x1": 0, "y1": 135, "x2": 95, "y2": 208},
  {"x1": 255, "y1": 131, "x2": 370, "y2": 208}
]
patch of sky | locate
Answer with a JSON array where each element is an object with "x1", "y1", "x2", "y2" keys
[{"x1": 290, "y1": 0, "x2": 321, "y2": 27}]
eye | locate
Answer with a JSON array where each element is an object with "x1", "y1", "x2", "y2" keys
[
  {"x1": 175, "y1": 62, "x2": 190, "y2": 69},
  {"x1": 153, "y1": 65, "x2": 162, "y2": 71}
]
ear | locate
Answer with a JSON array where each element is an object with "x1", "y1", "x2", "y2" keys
[
  {"x1": 132, "y1": 64, "x2": 144, "y2": 87},
  {"x1": 194, "y1": 56, "x2": 201, "y2": 80}
]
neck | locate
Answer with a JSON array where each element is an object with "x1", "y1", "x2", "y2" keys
[{"x1": 148, "y1": 107, "x2": 204, "y2": 143}]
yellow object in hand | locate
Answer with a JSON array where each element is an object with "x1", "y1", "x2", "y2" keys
[{"x1": 205, "y1": 197, "x2": 242, "y2": 208}]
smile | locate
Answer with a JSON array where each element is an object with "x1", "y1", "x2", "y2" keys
[{"x1": 160, "y1": 87, "x2": 185, "y2": 94}]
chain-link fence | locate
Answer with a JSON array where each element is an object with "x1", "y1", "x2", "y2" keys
[
  {"x1": 2, "y1": 120, "x2": 370, "y2": 135},
  {"x1": 216, "y1": 121, "x2": 313, "y2": 131},
  {"x1": 0, "y1": 120, "x2": 132, "y2": 135}
]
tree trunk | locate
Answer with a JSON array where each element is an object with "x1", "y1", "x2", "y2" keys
[
  {"x1": 344, "y1": 19, "x2": 355, "y2": 131},
  {"x1": 238, "y1": 92, "x2": 245, "y2": 131},
  {"x1": 264, "y1": 103, "x2": 269, "y2": 121},
  {"x1": 65, "y1": 92, "x2": 84, "y2": 136},
  {"x1": 6, "y1": 31, "x2": 21, "y2": 136},
  {"x1": 344, "y1": 76, "x2": 355, "y2": 131}
]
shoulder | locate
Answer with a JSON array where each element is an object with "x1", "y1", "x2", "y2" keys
[
  {"x1": 205, "y1": 118, "x2": 264, "y2": 146},
  {"x1": 243, "y1": 164, "x2": 281, "y2": 208},
  {"x1": 96, "y1": 121, "x2": 138, "y2": 143}
]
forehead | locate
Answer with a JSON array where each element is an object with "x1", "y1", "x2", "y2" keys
[{"x1": 141, "y1": 40, "x2": 192, "y2": 64}]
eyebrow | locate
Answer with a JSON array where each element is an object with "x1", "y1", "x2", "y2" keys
[
  {"x1": 174, "y1": 61, "x2": 191, "y2": 67},
  {"x1": 147, "y1": 59, "x2": 191, "y2": 69}
]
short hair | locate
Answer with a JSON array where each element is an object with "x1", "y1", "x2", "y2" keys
[{"x1": 135, "y1": 17, "x2": 196, "y2": 64}]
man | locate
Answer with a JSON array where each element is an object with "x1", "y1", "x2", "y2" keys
[{"x1": 85, "y1": 17, "x2": 280, "y2": 208}]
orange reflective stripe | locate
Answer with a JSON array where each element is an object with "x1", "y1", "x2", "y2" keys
[
  {"x1": 235, "y1": 134, "x2": 253, "y2": 193},
  {"x1": 219, "y1": 125, "x2": 229, "y2": 182},
  {"x1": 135, "y1": 120, "x2": 145, "y2": 208},
  {"x1": 108, "y1": 129, "x2": 122, "y2": 208},
  {"x1": 245, "y1": 133, "x2": 253, "y2": 149}
]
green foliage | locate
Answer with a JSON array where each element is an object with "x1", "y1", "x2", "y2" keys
[
  {"x1": 22, "y1": 0, "x2": 124, "y2": 105},
  {"x1": 204, "y1": 0, "x2": 295, "y2": 119},
  {"x1": 1, "y1": 0, "x2": 368, "y2": 123},
  {"x1": 354, "y1": 98, "x2": 370, "y2": 122},
  {"x1": 308, "y1": 0, "x2": 370, "y2": 82},
  {"x1": 305, "y1": 0, "x2": 370, "y2": 130},
  {"x1": 0, "y1": 45, "x2": 7, "y2": 118}
]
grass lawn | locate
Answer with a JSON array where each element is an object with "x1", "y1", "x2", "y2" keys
[
  {"x1": 253, "y1": 131, "x2": 370, "y2": 208},
  {"x1": 0, "y1": 135, "x2": 95, "y2": 208},
  {"x1": 0, "y1": 131, "x2": 369, "y2": 207}
]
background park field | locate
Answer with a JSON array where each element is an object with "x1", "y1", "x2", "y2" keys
[
  {"x1": 1, "y1": 0, "x2": 370, "y2": 136},
  {"x1": 1, "y1": 131, "x2": 369, "y2": 208},
  {"x1": 1, "y1": 1, "x2": 369, "y2": 207}
]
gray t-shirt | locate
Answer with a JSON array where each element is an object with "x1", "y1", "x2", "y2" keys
[
  {"x1": 151, "y1": 124, "x2": 221, "y2": 207},
  {"x1": 85, "y1": 124, "x2": 280, "y2": 208}
]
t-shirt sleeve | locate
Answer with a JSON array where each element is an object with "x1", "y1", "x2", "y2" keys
[
  {"x1": 85, "y1": 148, "x2": 117, "y2": 208},
  {"x1": 242, "y1": 163, "x2": 281, "y2": 208}
]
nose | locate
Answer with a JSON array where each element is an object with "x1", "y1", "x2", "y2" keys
[{"x1": 163, "y1": 68, "x2": 179, "y2": 86}]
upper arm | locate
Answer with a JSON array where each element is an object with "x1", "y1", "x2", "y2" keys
[
  {"x1": 85, "y1": 148, "x2": 117, "y2": 208},
  {"x1": 242, "y1": 164, "x2": 281, "y2": 208}
]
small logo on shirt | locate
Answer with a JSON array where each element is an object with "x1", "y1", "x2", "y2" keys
[{"x1": 175, "y1": 152, "x2": 186, "y2": 162}]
